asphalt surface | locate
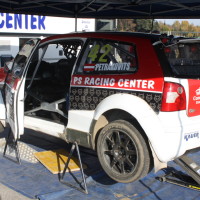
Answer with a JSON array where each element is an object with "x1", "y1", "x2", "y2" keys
[
  {"x1": 0, "y1": 130, "x2": 36, "y2": 200},
  {"x1": 0, "y1": 183, "x2": 33, "y2": 200},
  {"x1": 0, "y1": 128, "x2": 68, "y2": 200}
]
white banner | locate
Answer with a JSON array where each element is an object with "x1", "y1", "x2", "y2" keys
[{"x1": 0, "y1": 13, "x2": 95, "y2": 34}]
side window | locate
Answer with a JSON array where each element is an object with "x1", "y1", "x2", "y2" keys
[
  {"x1": 27, "y1": 40, "x2": 82, "y2": 80},
  {"x1": 77, "y1": 39, "x2": 137, "y2": 74},
  {"x1": 42, "y1": 43, "x2": 66, "y2": 63}
]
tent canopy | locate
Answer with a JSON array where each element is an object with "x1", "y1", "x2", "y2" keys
[{"x1": 0, "y1": 0, "x2": 200, "y2": 19}]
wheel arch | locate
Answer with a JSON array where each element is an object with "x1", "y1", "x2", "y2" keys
[
  {"x1": 90, "y1": 93, "x2": 168, "y2": 170},
  {"x1": 90, "y1": 93, "x2": 160, "y2": 148},
  {"x1": 91, "y1": 108, "x2": 147, "y2": 149}
]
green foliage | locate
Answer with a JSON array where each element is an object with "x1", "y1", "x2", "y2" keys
[
  {"x1": 117, "y1": 19, "x2": 200, "y2": 37},
  {"x1": 158, "y1": 20, "x2": 200, "y2": 37},
  {"x1": 117, "y1": 19, "x2": 160, "y2": 33},
  {"x1": 117, "y1": 19, "x2": 136, "y2": 31}
]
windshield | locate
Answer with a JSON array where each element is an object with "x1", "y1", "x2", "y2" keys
[
  {"x1": 164, "y1": 41, "x2": 200, "y2": 78},
  {"x1": 11, "y1": 39, "x2": 39, "y2": 78}
]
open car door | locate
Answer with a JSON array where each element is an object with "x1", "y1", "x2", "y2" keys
[{"x1": 5, "y1": 39, "x2": 40, "y2": 139}]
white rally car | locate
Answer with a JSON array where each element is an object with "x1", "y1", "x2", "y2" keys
[{"x1": 0, "y1": 32, "x2": 200, "y2": 183}]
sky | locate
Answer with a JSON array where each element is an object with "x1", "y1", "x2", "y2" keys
[{"x1": 156, "y1": 19, "x2": 200, "y2": 26}]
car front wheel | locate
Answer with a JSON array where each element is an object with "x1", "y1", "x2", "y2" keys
[{"x1": 97, "y1": 120, "x2": 151, "y2": 183}]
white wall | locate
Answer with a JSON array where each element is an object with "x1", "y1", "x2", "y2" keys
[{"x1": 0, "y1": 37, "x2": 19, "y2": 59}]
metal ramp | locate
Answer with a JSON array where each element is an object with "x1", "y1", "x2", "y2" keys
[
  {"x1": 157, "y1": 151, "x2": 200, "y2": 191},
  {"x1": 175, "y1": 154, "x2": 200, "y2": 185}
]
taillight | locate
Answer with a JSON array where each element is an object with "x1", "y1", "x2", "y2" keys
[{"x1": 161, "y1": 82, "x2": 186, "y2": 112}]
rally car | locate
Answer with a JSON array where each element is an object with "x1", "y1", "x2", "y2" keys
[{"x1": 0, "y1": 32, "x2": 200, "y2": 183}]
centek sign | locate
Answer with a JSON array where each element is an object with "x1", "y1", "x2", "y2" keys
[
  {"x1": 0, "y1": 13, "x2": 95, "y2": 34},
  {"x1": 0, "y1": 13, "x2": 46, "y2": 30}
]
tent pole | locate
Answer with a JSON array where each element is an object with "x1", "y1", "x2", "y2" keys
[
  {"x1": 150, "y1": 18, "x2": 154, "y2": 33},
  {"x1": 75, "y1": 16, "x2": 77, "y2": 32},
  {"x1": 75, "y1": 4, "x2": 78, "y2": 32}
]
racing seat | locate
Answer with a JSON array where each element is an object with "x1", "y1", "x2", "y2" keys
[
  {"x1": 55, "y1": 58, "x2": 74, "y2": 87},
  {"x1": 34, "y1": 58, "x2": 73, "y2": 102},
  {"x1": 25, "y1": 58, "x2": 75, "y2": 118}
]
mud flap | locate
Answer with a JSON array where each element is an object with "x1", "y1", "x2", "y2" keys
[{"x1": 0, "y1": 121, "x2": 4, "y2": 133}]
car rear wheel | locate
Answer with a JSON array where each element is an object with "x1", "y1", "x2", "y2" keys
[{"x1": 97, "y1": 120, "x2": 151, "y2": 183}]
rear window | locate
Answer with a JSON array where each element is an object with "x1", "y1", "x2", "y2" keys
[
  {"x1": 77, "y1": 39, "x2": 137, "y2": 74},
  {"x1": 164, "y1": 41, "x2": 200, "y2": 77}
]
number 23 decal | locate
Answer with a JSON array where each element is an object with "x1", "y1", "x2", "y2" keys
[{"x1": 88, "y1": 44, "x2": 111, "y2": 62}]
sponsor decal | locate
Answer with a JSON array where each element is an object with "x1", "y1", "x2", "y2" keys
[
  {"x1": 84, "y1": 44, "x2": 133, "y2": 72},
  {"x1": 84, "y1": 64, "x2": 95, "y2": 72},
  {"x1": 84, "y1": 62, "x2": 131, "y2": 72},
  {"x1": 192, "y1": 87, "x2": 200, "y2": 104},
  {"x1": 184, "y1": 132, "x2": 199, "y2": 141},
  {"x1": 188, "y1": 79, "x2": 200, "y2": 117},
  {"x1": 72, "y1": 75, "x2": 156, "y2": 91},
  {"x1": 196, "y1": 87, "x2": 200, "y2": 96}
]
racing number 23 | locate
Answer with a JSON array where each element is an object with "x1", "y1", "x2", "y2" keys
[{"x1": 88, "y1": 44, "x2": 111, "y2": 62}]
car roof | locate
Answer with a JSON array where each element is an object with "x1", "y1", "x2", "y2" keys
[{"x1": 40, "y1": 31, "x2": 161, "y2": 44}]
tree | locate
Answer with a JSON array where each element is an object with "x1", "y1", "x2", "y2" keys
[
  {"x1": 181, "y1": 21, "x2": 190, "y2": 32},
  {"x1": 117, "y1": 19, "x2": 136, "y2": 31},
  {"x1": 172, "y1": 21, "x2": 181, "y2": 31},
  {"x1": 134, "y1": 19, "x2": 151, "y2": 32},
  {"x1": 133, "y1": 19, "x2": 159, "y2": 32},
  {"x1": 158, "y1": 21, "x2": 171, "y2": 32},
  {"x1": 117, "y1": 19, "x2": 200, "y2": 38},
  {"x1": 117, "y1": 19, "x2": 160, "y2": 33}
]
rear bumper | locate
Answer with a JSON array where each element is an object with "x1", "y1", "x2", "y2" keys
[{"x1": 158, "y1": 110, "x2": 200, "y2": 158}]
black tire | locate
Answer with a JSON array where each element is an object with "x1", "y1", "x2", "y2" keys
[{"x1": 97, "y1": 120, "x2": 151, "y2": 183}]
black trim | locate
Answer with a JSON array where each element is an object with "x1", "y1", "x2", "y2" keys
[
  {"x1": 69, "y1": 87, "x2": 162, "y2": 113},
  {"x1": 154, "y1": 44, "x2": 173, "y2": 77}
]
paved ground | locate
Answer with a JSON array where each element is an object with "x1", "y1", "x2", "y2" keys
[
  {"x1": 0, "y1": 127, "x2": 67, "y2": 200},
  {"x1": 0, "y1": 183, "x2": 33, "y2": 200},
  {"x1": 0, "y1": 139, "x2": 35, "y2": 200},
  {"x1": 0, "y1": 128, "x2": 39, "y2": 200}
]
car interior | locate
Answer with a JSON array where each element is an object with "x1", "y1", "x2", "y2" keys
[{"x1": 24, "y1": 40, "x2": 82, "y2": 125}]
